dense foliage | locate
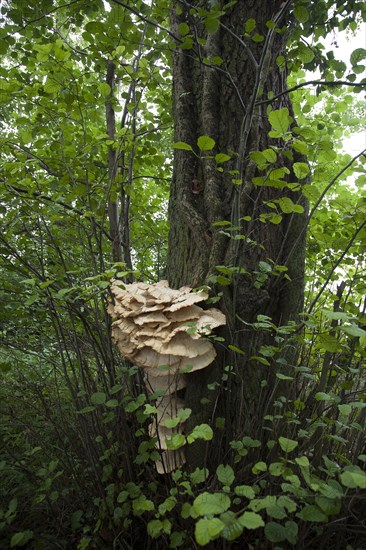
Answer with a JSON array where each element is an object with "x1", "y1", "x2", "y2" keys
[{"x1": 0, "y1": 0, "x2": 365, "y2": 548}]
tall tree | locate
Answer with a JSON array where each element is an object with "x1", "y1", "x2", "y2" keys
[{"x1": 167, "y1": 0, "x2": 309, "y2": 468}]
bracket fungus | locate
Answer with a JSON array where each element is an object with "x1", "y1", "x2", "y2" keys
[{"x1": 108, "y1": 279, "x2": 226, "y2": 473}]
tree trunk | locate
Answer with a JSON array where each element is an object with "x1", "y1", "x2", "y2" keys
[{"x1": 167, "y1": 1, "x2": 307, "y2": 469}]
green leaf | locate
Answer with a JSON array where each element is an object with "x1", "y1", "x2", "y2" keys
[
  {"x1": 10, "y1": 532, "x2": 33, "y2": 548},
  {"x1": 350, "y1": 48, "x2": 366, "y2": 66},
  {"x1": 342, "y1": 325, "x2": 366, "y2": 338},
  {"x1": 77, "y1": 406, "x2": 96, "y2": 414},
  {"x1": 297, "y1": 505, "x2": 327, "y2": 522},
  {"x1": 252, "y1": 461, "x2": 267, "y2": 474},
  {"x1": 166, "y1": 433, "x2": 186, "y2": 450},
  {"x1": 293, "y1": 162, "x2": 310, "y2": 179},
  {"x1": 234, "y1": 485, "x2": 255, "y2": 499},
  {"x1": 340, "y1": 466, "x2": 366, "y2": 489},
  {"x1": 174, "y1": 141, "x2": 193, "y2": 151},
  {"x1": 105, "y1": 399, "x2": 119, "y2": 408},
  {"x1": 178, "y1": 23, "x2": 190, "y2": 35},
  {"x1": 215, "y1": 153, "x2": 231, "y2": 163},
  {"x1": 292, "y1": 139, "x2": 308, "y2": 154},
  {"x1": 190, "y1": 467, "x2": 208, "y2": 485},
  {"x1": 268, "y1": 108, "x2": 291, "y2": 134},
  {"x1": 193, "y1": 492, "x2": 231, "y2": 515},
  {"x1": 228, "y1": 344, "x2": 245, "y2": 355},
  {"x1": 295, "y1": 456, "x2": 310, "y2": 468},
  {"x1": 187, "y1": 424, "x2": 213, "y2": 443},
  {"x1": 117, "y1": 490, "x2": 128, "y2": 503},
  {"x1": 276, "y1": 197, "x2": 304, "y2": 214},
  {"x1": 278, "y1": 436, "x2": 298, "y2": 453},
  {"x1": 262, "y1": 148, "x2": 277, "y2": 163},
  {"x1": 245, "y1": 18, "x2": 256, "y2": 33},
  {"x1": 144, "y1": 404, "x2": 158, "y2": 415},
  {"x1": 338, "y1": 404, "x2": 352, "y2": 416},
  {"x1": 195, "y1": 517, "x2": 225, "y2": 545},
  {"x1": 205, "y1": 17, "x2": 220, "y2": 34},
  {"x1": 147, "y1": 519, "x2": 165, "y2": 538},
  {"x1": 216, "y1": 464, "x2": 235, "y2": 486},
  {"x1": 321, "y1": 310, "x2": 351, "y2": 321},
  {"x1": 276, "y1": 373, "x2": 293, "y2": 380},
  {"x1": 98, "y1": 82, "x2": 111, "y2": 97},
  {"x1": 90, "y1": 392, "x2": 106, "y2": 405},
  {"x1": 197, "y1": 135, "x2": 215, "y2": 151},
  {"x1": 294, "y1": 5, "x2": 309, "y2": 23},
  {"x1": 238, "y1": 511, "x2": 264, "y2": 529},
  {"x1": 264, "y1": 522, "x2": 286, "y2": 543}
]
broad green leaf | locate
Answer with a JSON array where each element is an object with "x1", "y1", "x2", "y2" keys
[
  {"x1": 178, "y1": 23, "x2": 190, "y2": 35},
  {"x1": 315, "y1": 495, "x2": 341, "y2": 516},
  {"x1": 278, "y1": 436, "x2": 298, "y2": 453},
  {"x1": 105, "y1": 399, "x2": 119, "y2": 408},
  {"x1": 238, "y1": 511, "x2": 264, "y2": 529},
  {"x1": 321, "y1": 310, "x2": 351, "y2": 321},
  {"x1": 292, "y1": 139, "x2": 308, "y2": 154},
  {"x1": 264, "y1": 521, "x2": 286, "y2": 543},
  {"x1": 190, "y1": 467, "x2": 208, "y2": 485},
  {"x1": 187, "y1": 424, "x2": 213, "y2": 443},
  {"x1": 147, "y1": 519, "x2": 165, "y2": 538},
  {"x1": 297, "y1": 504, "x2": 327, "y2": 522},
  {"x1": 234, "y1": 485, "x2": 255, "y2": 499},
  {"x1": 158, "y1": 496, "x2": 177, "y2": 515},
  {"x1": 166, "y1": 433, "x2": 186, "y2": 450},
  {"x1": 174, "y1": 141, "x2": 193, "y2": 151},
  {"x1": 340, "y1": 466, "x2": 366, "y2": 489},
  {"x1": 276, "y1": 197, "x2": 304, "y2": 214},
  {"x1": 195, "y1": 517, "x2": 225, "y2": 545},
  {"x1": 91, "y1": 392, "x2": 106, "y2": 405},
  {"x1": 216, "y1": 464, "x2": 235, "y2": 486},
  {"x1": 193, "y1": 492, "x2": 231, "y2": 515},
  {"x1": 197, "y1": 135, "x2": 215, "y2": 151},
  {"x1": 269, "y1": 462, "x2": 286, "y2": 476},
  {"x1": 338, "y1": 404, "x2": 352, "y2": 416},
  {"x1": 262, "y1": 148, "x2": 277, "y2": 162},
  {"x1": 252, "y1": 461, "x2": 267, "y2": 474},
  {"x1": 268, "y1": 108, "x2": 291, "y2": 134},
  {"x1": 245, "y1": 18, "x2": 256, "y2": 33},
  {"x1": 11, "y1": 531, "x2": 33, "y2": 548},
  {"x1": 342, "y1": 325, "x2": 366, "y2": 338},
  {"x1": 215, "y1": 153, "x2": 231, "y2": 163},
  {"x1": 98, "y1": 82, "x2": 111, "y2": 96},
  {"x1": 117, "y1": 490, "x2": 128, "y2": 503},
  {"x1": 293, "y1": 162, "x2": 310, "y2": 179},
  {"x1": 350, "y1": 48, "x2": 366, "y2": 65},
  {"x1": 205, "y1": 17, "x2": 220, "y2": 34},
  {"x1": 295, "y1": 456, "x2": 310, "y2": 468},
  {"x1": 294, "y1": 5, "x2": 309, "y2": 23},
  {"x1": 144, "y1": 404, "x2": 158, "y2": 415},
  {"x1": 132, "y1": 496, "x2": 154, "y2": 513}
]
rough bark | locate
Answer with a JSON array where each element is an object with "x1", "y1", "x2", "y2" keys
[{"x1": 167, "y1": 0, "x2": 308, "y2": 470}]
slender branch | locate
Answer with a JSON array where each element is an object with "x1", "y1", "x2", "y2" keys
[
  {"x1": 9, "y1": 0, "x2": 82, "y2": 33},
  {"x1": 256, "y1": 79, "x2": 366, "y2": 105},
  {"x1": 220, "y1": 22, "x2": 258, "y2": 69},
  {"x1": 109, "y1": 0, "x2": 181, "y2": 43},
  {"x1": 53, "y1": 28, "x2": 88, "y2": 56},
  {"x1": 4, "y1": 184, "x2": 112, "y2": 241},
  {"x1": 284, "y1": 148, "x2": 366, "y2": 269},
  {"x1": 308, "y1": 218, "x2": 366, "y2": 314},
  {"x1": 7, "y1": 142, "x2": 60, "y2": 177}
]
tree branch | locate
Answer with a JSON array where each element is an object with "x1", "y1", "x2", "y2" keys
[
  {"x1": 4, "y1": 184, "x2": 112, "y2": 241},
  {"x1": 256, "y1": 80, "x2": 366, "y2": 105}
]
